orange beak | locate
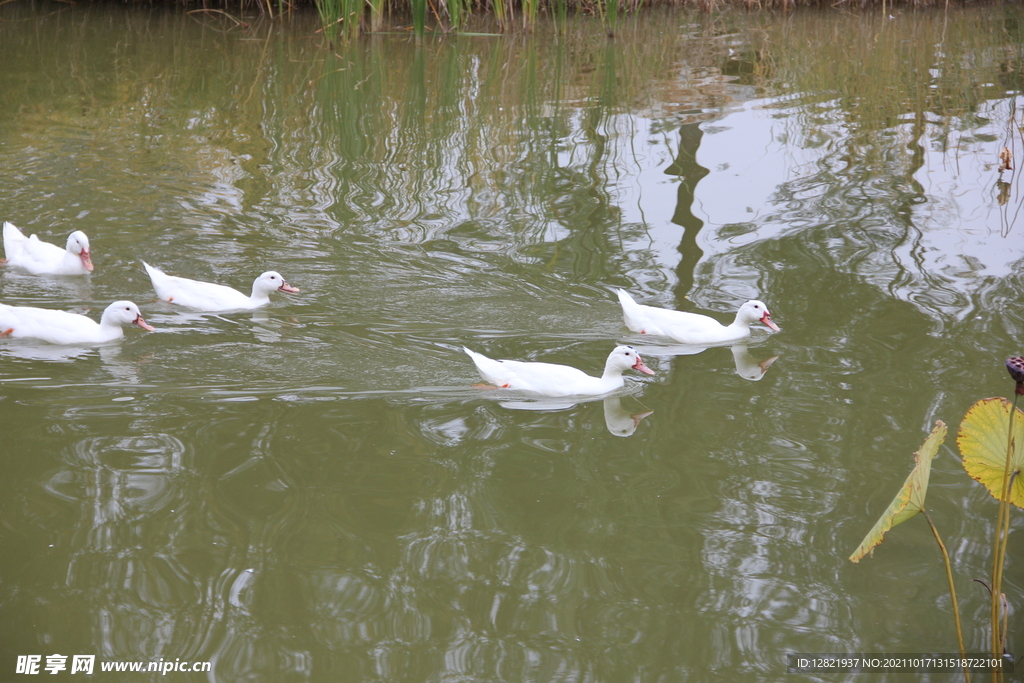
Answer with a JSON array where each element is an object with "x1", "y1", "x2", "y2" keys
[
  {"x1": 80, "y1": 249, "x2": 94, "y2": 272},
  {"x1": 632, "y1": 355, "x2": 655, "y2": 375},
  {"x1": 761, "y1": 312, "x2": 780, "y2": 332},
  {"x1": 631, "y1": 410, "x2": 654, "y2": 428},
  {"x1": 279, "y1": 281, "x2": 300, "y2": 294},
  {"x1": 133, "y1": 314, "x2": 155, "y2": 332}
]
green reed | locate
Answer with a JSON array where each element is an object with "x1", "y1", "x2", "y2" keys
[
  {"x1": 598, "y1": 0, "x2": 619, "y2": 34},
  {"x1": 551, "y1": 0, "x2": 569, "y2": 33},
  {"x1": 187, "y1": 0, "x2": 1014, "y2": 41},
  {"x1": 367, "y1": 0, "x2": 387, "y2": 32},
  {"x1": 521, "y1": 0, "x2": 540, "y2": 29},
  {"x1": 490, "y1": 0, "x2": 509, "y2": 31},
  {"x1": 445, "y1": 0, "x2": 463, "y2": 30},
  {"x1": 313, "y1": 0, "x2": 342, "y2": 44},
  {"x1": 410, "y1": 0, "x2": 427, "y2": 35}
]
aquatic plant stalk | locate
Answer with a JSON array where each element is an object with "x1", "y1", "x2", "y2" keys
[
  {"x1": 552, "y1": 0, "x2": 567, "y2": 33},
  {"x1": 922, "y1": 509, "x2": 970, "y2": 683},
  {"x1": 346, "y1": 0, "x2": 363, "y2": 39},
  {"x1": 490, "y1": 0, "x2": 507, "y2": 31},
  {"x1": 411, "y1": 0, "x2": 427, "y2": 36},
  {"x1": 445, "y1": 0, "x2": 464, "y2": 30},
  {"x1": 314, "y1": 0, "x2": 343, "y2": 44},
  {"x1": 522, "y1": 0, "x2": 539, "y2": 30},
  {"x1": 367, "y1": 0, "x2": 386, "y2": 31},
  {"x1": 989, "y1": 389, "x2": 1019, "y2": 680}
]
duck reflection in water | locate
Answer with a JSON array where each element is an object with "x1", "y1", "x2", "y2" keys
[
  {"x1": 631, "y1": 342, "x2": 779, "y2": 382},
  {"x1": 603, "y1": 397, "x2": 654, "y2": 437},
  {"x1": 493, "y1": 396, "x2": 653, "y2": 438},
  {"x1": 729, "y1": 344, "x2": 779, "y2": 381},
  {"x1": 0, "y1": 343, "x2": 144, "y2": 383}
]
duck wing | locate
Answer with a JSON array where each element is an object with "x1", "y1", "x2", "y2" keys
[
  {"x1": 19, "y1": 234, "x2": 69, "y2": 271},
  {"x1": 144, "y1": 262, "x2": 249, "y2": 310},
  {"x1": 0, "y1": 305, "x2": 102, "y2": 344},
  {"x1": 464, "y1": 347, "x2": 597, "y2": 396}
]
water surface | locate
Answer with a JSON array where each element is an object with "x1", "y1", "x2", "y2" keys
[{"x1": 1, "y1": 5, "x2": 1024, "y2": 681}]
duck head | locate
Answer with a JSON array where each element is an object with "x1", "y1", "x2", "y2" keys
[
  {"x1": 609, "y1": 345, "x2": 655, "y2": 375},
  {"x1": 67, "y1": 231, "x2": 93, "y2": 272},
  {"x1": 738, "y1": 300, "x2": 779, "y2": 332},
  {"x1": 102, "y1": 301, "x2": 154, "y2": 331},
  {"x1": 253, "y1": 271, "x2": 300, "y2": 297}
]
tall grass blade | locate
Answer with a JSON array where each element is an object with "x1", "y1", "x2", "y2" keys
[
  {"x1": 607, "y1": 0, "x2": 619, "y2": 34},
  {"x1": 552, "y1": 0, "x2": 567, "y2": 34},
  {"x1": 344, "y1": 0, "x2": 362, "y2": 39},
  {"x1": 521, "y1": 0, "x2": 538, "y2": 30},
  {"x1": 411, "y1": 0, "x2": 427, "y2": 36},
  {"x1": 446, "y1": 0, "x2": 463, "y2": 31},
  {"x1": 367, "y1": 0, "x2": 386, "y2": 32},
  {"x1": 314, "y1": 0, "x2": 343, "y2": 45},
  {"x1": 490, "y1": 0, "x2": 507, "y2": 31}
]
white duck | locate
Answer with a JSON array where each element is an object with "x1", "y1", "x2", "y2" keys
[
  {"x1": 617, "y1": 290, "x2": 779, "y2": 345},
  {"x1": 464, "y1": 345, "x2": 655, "y2": 398},
  {"x1": 2, "y1": 222, "x2": 94, "y2": 275},
  {"x1": 0, "y1": 301, "x2": 154, "y2": 345},
  {"x1": 142, "y1": 262, "x2": 300, "y2": 311}
]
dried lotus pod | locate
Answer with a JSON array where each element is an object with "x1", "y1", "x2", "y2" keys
[
  {"x1": 1007, "y1": 356, "x2": 1024, "y2": 395},
  {"x1": 999, "y1": 146, "x2": 1013, "y2": 172}
]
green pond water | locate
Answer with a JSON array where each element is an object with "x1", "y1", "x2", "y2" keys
[{"x1": 1, "y1": 4, "x2": 1024, "y2": 681}]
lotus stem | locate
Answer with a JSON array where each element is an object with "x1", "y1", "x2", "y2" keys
[
  {"x1": 922, "y1": 509, "x2": 970, "y2": 683},
  {"x1": 990, "y1": 387, "x2": 1020, "y2": 681}
]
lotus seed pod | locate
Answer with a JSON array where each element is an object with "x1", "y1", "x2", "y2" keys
[{"x1": 1007, "y1": 357, "x2": 1024, "y2": 395}]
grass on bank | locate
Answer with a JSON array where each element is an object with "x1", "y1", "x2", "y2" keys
[{"x1": 183, "y1": 0, "x2": 976, "y2": 43}]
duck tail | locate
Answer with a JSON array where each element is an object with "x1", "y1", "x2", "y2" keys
[
  {"x1": 463, "y1": 346, "x2": 486, "y2": 366},
  {"x1": 463, "y1": 346, "x2": 506, "y2": 383},
  {"x1": 616, "y1": 289, "x2": 645, "y2": 331},
  {"x1": 141, "y1": 261, "x2": 164, "y2": 279},
  {"x1": 3, "y1": 222, "x2": 26, "y2": 258},
  {"x1": 616, "y1": 289, "x2": 638, "y2": 308}
]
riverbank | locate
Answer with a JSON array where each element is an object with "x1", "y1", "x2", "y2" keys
[{"x1": 18, "y1": 0, "x2": 993, "y2": 42}]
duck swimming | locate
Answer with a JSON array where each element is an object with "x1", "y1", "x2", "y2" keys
[
  {"x1": 142, "y1": 262, "x2": 300, "y2": 311},
  {"x1": 0, "y1": 301, "x2": 154, "y2": 345},
  {"x1": 464, "y1": 345, "x2": 654, "y2": 398},
  {"x1": 617, "y1": 290, "x2": 779, "y2": 345},
  {"x1": 2, "y1": 222, "x2": 94, "y2": 275}
]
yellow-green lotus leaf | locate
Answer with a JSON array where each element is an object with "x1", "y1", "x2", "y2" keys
[
  {"x1": 849, "y1": 421, "x2": 946, "y2": 563},
  {"x1": 958, "y1": 397, "x2": 1024, "y2": 508}
]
